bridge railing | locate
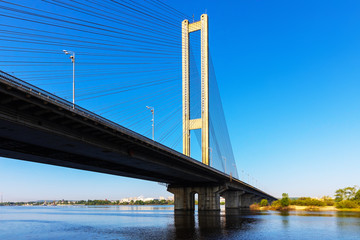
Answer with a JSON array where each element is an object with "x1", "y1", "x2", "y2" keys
[
  {"x1": 0, "y1": 70, "x2": 222, "y2": 169},
  {"x1": 0, "y1": 70, "x2": 275, "y2": 198},
  {"x1": 0, "y1": 70, "x2": 155, "y2": 144}
]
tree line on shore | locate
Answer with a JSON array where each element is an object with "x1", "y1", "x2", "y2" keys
[
  {"x1": 82, "y1": 199, "x2": 174, "y2": 206},
  {"x1": 2, "y1": 186, "x2": 359, "y2": 209},
  {"x1": 0, "y1": 199, "x2": 174, "y2": 206},
  {"x1": 255, "y1": 186, "x2": 360, "y2": 210}
]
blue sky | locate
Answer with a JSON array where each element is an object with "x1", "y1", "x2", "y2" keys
[{"x1": 1, "y1": 0, "x2": 360, "y2": 201}]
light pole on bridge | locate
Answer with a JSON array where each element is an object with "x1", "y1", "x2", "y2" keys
[
  {"x1": 146, "y1": 106, "x2": 155, "y2": 141},
  {"x1": 231, "y1": 163, "x2": 236, "y2": 179},
  {"x1": 222, "y1": 156, "x2": 227, "y2": 174},
  {"x1": 62, "y1": 50, "x2": 75, "y2": 109}
]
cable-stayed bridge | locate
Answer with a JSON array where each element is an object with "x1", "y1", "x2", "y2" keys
[{"x1": 0, "y1": 0, "x2": 276, "y2": 210}]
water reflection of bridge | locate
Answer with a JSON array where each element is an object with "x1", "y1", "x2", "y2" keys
[{"x1": 174, "y1": 210, "x2": 259, "y2": 239}]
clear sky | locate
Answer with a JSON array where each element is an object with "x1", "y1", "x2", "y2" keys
[{"x1": 1, "y1": 0, "x2": 360, "y2": 201}]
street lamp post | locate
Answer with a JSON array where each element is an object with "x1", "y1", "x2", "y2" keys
[
  {"x1": 146, "y1": 106, "x2": 154, "y2": 141},
  {"x1": 209, "y1": 147, "x2": 213, "y2": 167},
  {"x1": 231, "y1": 163, "x2": 236, "y2": 179},
  {"x1": 63, "y1": 50, "x2": 75, "y2": 109},
  {"x1": 222, "y1": 156, "x2": 227, "y2": 174}
]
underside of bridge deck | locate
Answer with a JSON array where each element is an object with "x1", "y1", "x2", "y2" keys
[
  {"x1": 0, "y1": 72, "x2": 277, "y2": 207},
  {"x1": 168, "y1": 183, "x2": 275, "y2": 211},
  {"x1": 0, "y1": 76, "x2": 230, "y2": 184}
]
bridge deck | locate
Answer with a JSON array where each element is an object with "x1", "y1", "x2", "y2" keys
[{"x1": 0, "y1": 70, "x2": 276, "y2": 200}]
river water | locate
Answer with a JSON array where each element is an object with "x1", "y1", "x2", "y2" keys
[{"x1": 0, "y1": 205, "x2": 359, "y2": 239}]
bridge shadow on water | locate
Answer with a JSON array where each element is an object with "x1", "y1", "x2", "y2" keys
[{"x1": 171, "y1": 209, "x2": 262, "y2": 240}]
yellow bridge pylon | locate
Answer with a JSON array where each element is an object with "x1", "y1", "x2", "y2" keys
[{"x1": 182, "y1": 14, "x2": 209, "y2": 165}]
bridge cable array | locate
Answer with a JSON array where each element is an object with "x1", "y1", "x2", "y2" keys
[{"x1": 0, "y1": 0, "x2": 258, "y2": 184}]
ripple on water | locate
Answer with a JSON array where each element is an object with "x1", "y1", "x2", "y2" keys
[{"x1": 1, "y1": 206, "x2": 360, "y2": 240}]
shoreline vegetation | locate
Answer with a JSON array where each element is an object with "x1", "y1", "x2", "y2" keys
[
  {"x1": 0, "y1": 199, "x2": 174, "y2": 206},
  {"x1": 251, "y1": 186, "x2": 360, "y2": 212},
  {"x1": 2, "y1": 186, "x2": 360, "y2": 212}
]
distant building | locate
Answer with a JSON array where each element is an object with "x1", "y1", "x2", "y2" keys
[{"x1": 136, "y1": 195, "x2": 145, "y2": 201}]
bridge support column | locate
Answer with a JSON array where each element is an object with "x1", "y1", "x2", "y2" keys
[
  {"x1": 198, "y1": 186, "x2": 220, "y2": 211},
  {"x1": 222, "y1": 190, "x2": 245, "y2": 209},
  {"x1": 168, "y1": 186, "x2": 195, "y2": 211},
  {"x1": 253, "y1": 196, "x2": 262, "y2": 205},
  {"x1": 168, "y1": 185, "x2": 221, "y2": 211},
  {"x1": 239, "y1": 193, "x2": 254, "y2": 208}
]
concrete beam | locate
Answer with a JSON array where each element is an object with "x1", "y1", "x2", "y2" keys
[
  {"x1": 168, "y1": 185, "x2": 221, "y2": 211},
  {"x1": 222, "y1": 190, "x2": 245, "y2": 209},
  {"x1": 34, "y1": 109, "x2": 50, "y2": 116},
  {"x1": 48, "y1": 115, "x2": 63, "y2": 121},
  {"x1": 239, "y1": 193, "x2": 254, "y2": 208},
  {"x1": 18, "y1": 104, "x2": 35, "y2": 111},
  {"x1": 0, "y1": 96, "x2": 16, "y2": 105}
]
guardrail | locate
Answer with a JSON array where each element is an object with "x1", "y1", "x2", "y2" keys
[
  {"x1": 0, "y1": 70, "x2": 157, "y2": 144},
  {"x1": 0, "y1": 70, "x2": 216, "y2": 167},
  {"x1": 0, "y1": 70, "x2": 275, "y2": 199}
]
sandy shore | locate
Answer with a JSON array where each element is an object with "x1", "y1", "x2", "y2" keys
[
  {"x1": 291, "y1": 206, "x2": 337, "y2": 211},
  {"x1": 256, "y1": 205, "x2": 360, "y2": 212}
]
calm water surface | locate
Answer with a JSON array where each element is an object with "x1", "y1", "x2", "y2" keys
[{"x1": 1, "y1": 205, "x2": 360, "y2": 239}]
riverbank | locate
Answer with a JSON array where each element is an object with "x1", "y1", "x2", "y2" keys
[{"x1": 251, "y1": 205, "x2": 360, "y2": 212}]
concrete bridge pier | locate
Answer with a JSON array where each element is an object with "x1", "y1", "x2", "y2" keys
[
  {"x1": 254, "y1": 196, "x2": 262, "y2": 204},
  {"x1": 239, "y1": 193, "x2": 255, "y2": 208},
  {"x1": 222, "y1": 191, "x2": 262, "y2": 209},
  {"x1": 222, "y1": 190, "x2": 245, "y2": 209},
  {"x1": 167, "y1": 185, "x2": 222, "y2": 211}
]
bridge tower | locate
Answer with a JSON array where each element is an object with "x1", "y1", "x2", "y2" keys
[{"x1": 182, "y1": 14, "x2": 209, "y2": 165}]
